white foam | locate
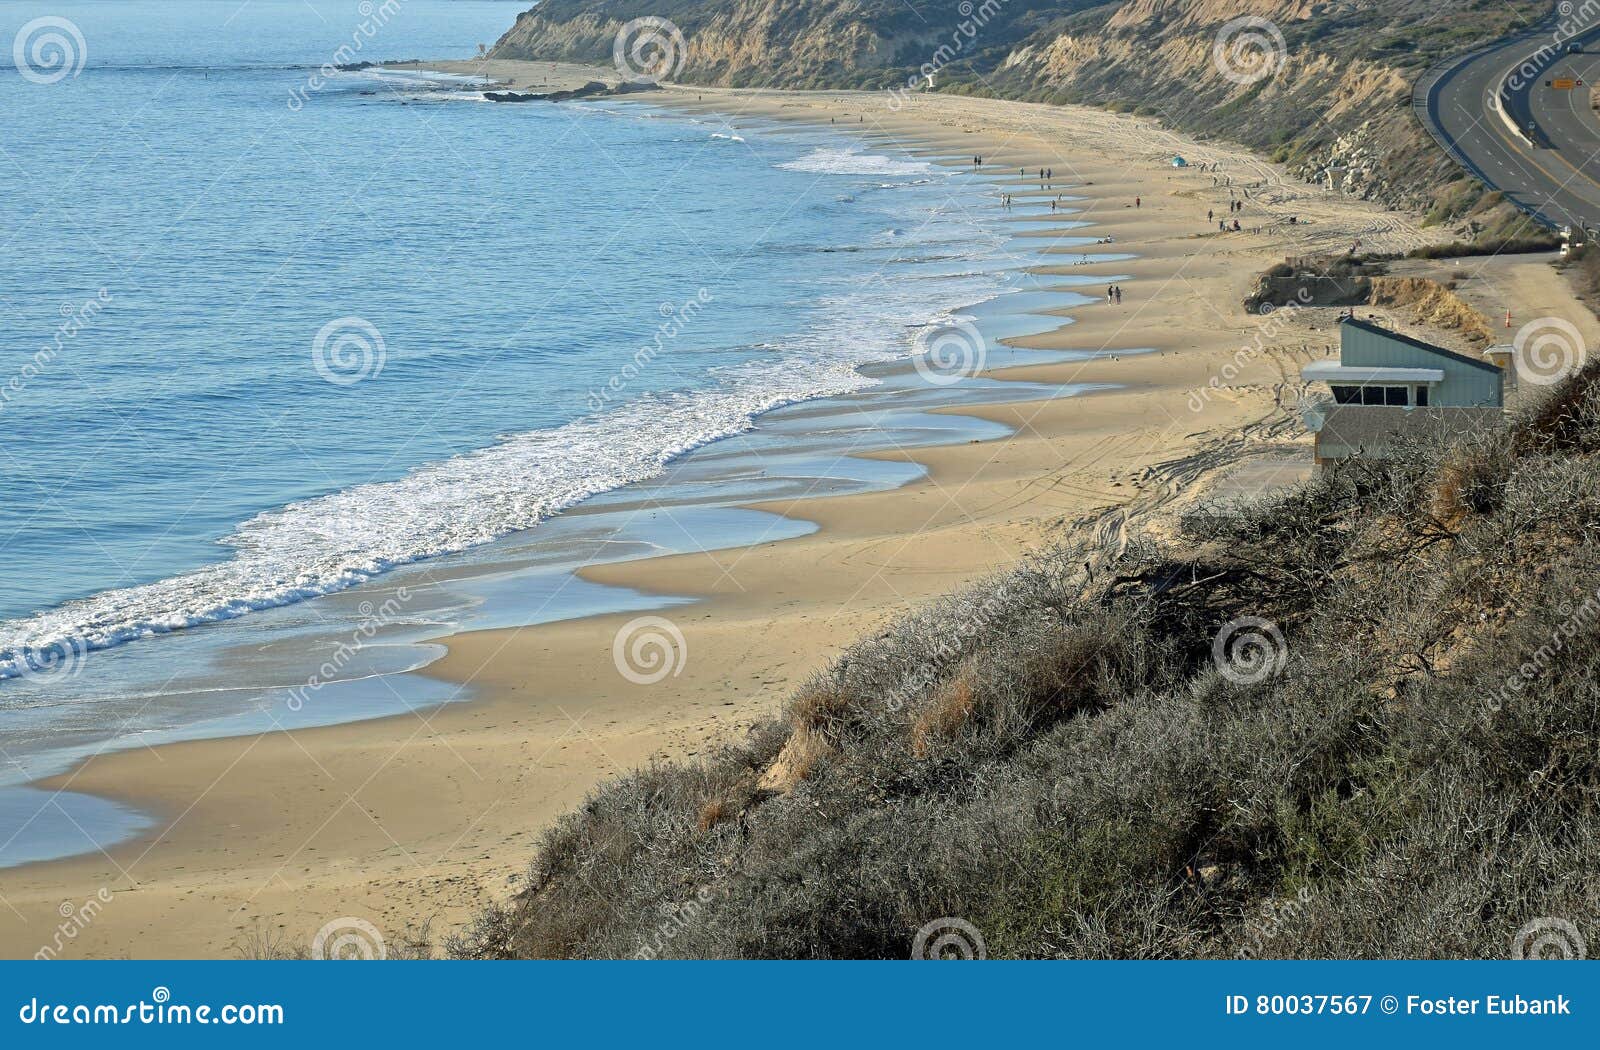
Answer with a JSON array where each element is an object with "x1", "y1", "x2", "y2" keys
[
  {"x1": 779, "y1": 146, "x2": 936, "y2": 177},
  {"x1": 0, "y1": 260, "x2": 1016, "y2": 681}
]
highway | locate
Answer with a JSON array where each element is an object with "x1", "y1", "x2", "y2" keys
[{"x1": 1417, "y1": 7, "x2": 1600, "y2": 234}]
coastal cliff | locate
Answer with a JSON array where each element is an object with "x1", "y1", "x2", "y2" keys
[{"x1": 491, "y1": 0, "x2": 1547, "y2": 230}]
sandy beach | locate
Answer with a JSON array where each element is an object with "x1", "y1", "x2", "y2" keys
[{"x1": 5, "y1": 72, "x2": 1560, "y2": 960}]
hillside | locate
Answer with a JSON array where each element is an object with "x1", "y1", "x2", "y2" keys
[
  {"x1": 450, "y1": 353, "x2": 1600, "y2": 959},
  {"x1": 490, "y1": 0, "x2": 1550, "y2": 234}
]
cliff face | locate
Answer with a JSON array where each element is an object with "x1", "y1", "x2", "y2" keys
[
  {"x1": 993, "y1": 0, "x2": 1432, "y2": 203},
  {"x1": 491, "y1": 1, "x2": 947, "y2": 87},
  {"x1": 490, "y1": 0, "x2": 1550, "y2": 217}
]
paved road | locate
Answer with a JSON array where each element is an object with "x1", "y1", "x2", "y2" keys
[{"x1": 1418, "y1": 9, "x2": 1600, "y2": 233}]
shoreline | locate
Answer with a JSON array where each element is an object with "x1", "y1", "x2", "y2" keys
[{"x1": 0, "y1": 75, "x2": 1454, "y2": 959}]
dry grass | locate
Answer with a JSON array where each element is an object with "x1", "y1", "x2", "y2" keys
[
  {"x1": 910, "y1": 668, "x2": 978, "y2": 758},
  {"x1": 696, "y1": 799, "x2": 731, "y2": 834},
  {"x1": 755, "y1": 725, "x2": 832, "y2": 794}
]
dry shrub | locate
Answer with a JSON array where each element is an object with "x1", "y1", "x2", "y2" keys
[
  {"x1": 1430, "y1": 445, "x2": 1502, "y2": 523},
  {"x1": 791, "y1": 677, "x2": 856, "y2": 736},
  {"x1": 1516, "y1": 358, "x2": 1600, "y2": 455},
  {"x1": 1021, "y1": 628, "x2": 1121, "y2": 719}
]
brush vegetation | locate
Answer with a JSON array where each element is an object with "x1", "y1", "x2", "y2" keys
[{"x1": 451, "y1": 363, "x2": 1600, "y2": 959}]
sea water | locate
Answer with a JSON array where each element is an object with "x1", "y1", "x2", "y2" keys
[{"x1": 0, "y1": 0, "x2": 1119, "y2": 865}]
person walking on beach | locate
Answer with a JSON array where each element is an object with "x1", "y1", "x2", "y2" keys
[
  {"x1": 1107, "y1": 285, "x2": 1115, "y2": 305},
  {"x1": 1208, "y1": 208, "x2": 1214, "y2": 223},
  {"x1": 1135, "y1": 196, "x2": 1141, "y2": 208},
  {"x1": 1115, "y1": 286, "x2": 1123, "y2": 305}
]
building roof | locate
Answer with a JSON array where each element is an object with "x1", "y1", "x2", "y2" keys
[
  {"x1": 1340, "y1": 317, "x2": 1502, "y2": 374},
  {"x1": 1302, "y1": 362, "x2": 1445, "y2": 384}
]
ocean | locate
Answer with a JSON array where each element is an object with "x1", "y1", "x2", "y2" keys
[{"x1": 0, "y1": 0, "x2": 1118, "y2": 867}]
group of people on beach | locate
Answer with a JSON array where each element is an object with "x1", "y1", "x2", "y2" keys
[
  {"x1": 1000, "y1": 191, "x2": 1077, "y2": 214},
  {"x1": 1105, "y1": 285, "x2": 1125, "y2": 305},
  {"x1": 1021, "y1": 166, "x2": 1056, "y2": 189},
  {"x1": 998, "y1": 164, "x2": 1066, "y2": 208},
  {"x1": 1208, "y1": 198, "x2": 1247, "y2": 232}
]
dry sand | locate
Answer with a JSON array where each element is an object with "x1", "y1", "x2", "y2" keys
[{"x1": 2, "y1": 74, "x2": 1533, "y2": 959}]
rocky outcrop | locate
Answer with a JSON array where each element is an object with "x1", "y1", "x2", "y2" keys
[{"x1": 484, "y1": 80, "x2": 657, "y2": 102}]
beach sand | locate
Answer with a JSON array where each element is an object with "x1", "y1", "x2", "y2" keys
[{"x1": 2, "y1": 75, "x2": 1525, "y2": 959}]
